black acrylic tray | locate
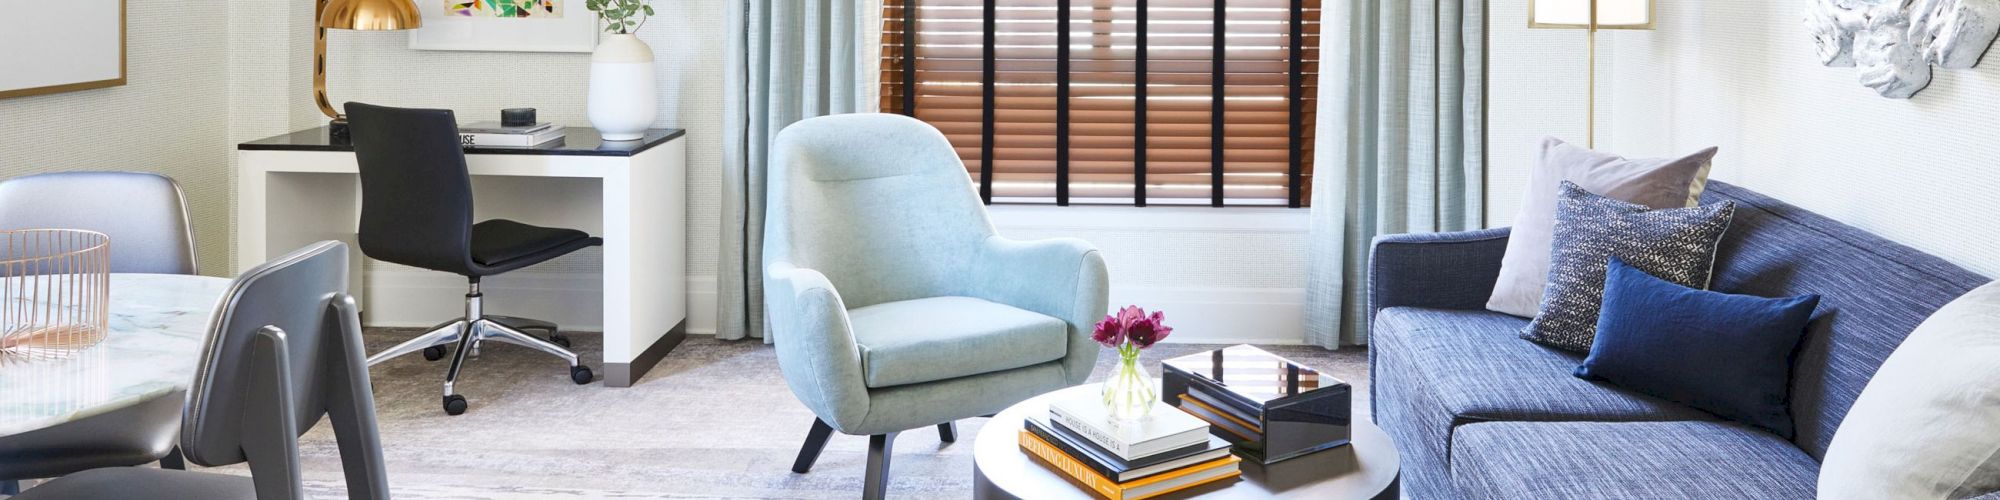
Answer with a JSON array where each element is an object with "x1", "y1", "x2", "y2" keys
[{"x1": 1161, "y1": 344, "x2": 1353, "y2": 464}]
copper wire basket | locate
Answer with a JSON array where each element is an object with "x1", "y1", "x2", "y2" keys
[{"x1": 0, "y1": 229, "x2": 110, "y2": 358}]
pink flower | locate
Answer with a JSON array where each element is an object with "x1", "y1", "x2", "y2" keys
[
  {"x1": 1091, "y1": 314, "x2": 1124, "y2": 348},
  {"x1": 1126, "y1": 310, "x2": 1173, "y2": 348},
  {"x1": 1115, "y1": 305, "x2": 1146, "y2": 330},
  {"x1": 1093, "y1": 306, "x2": 1175, "y2": 350}
]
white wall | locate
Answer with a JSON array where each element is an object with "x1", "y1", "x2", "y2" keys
[
  {"x1": 1485, "y1": 0, "x2": 1609, "y2": 227},
  {"x1": 225, "y1": 2, "x2": 1315, "y2": 343},
  {"x1": 1601, "y1": 2, "x2": 2000, "y2": 277},
  {"x1": 0, "y1": 1, "x2": 232, "y2": 273},
  {"x1": 1487, "y1": 2, "x2": 2000, "y2": 278}
]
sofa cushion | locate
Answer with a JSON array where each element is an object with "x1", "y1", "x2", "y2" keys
[
  {"x1": 1450, "y1": 421, "x2": 1818, "y2": 499},
  {"x1": 1375, "y1": 307, "x2": 1713, "y2": 424},
  {"x1": 1578, "y1": 256, "x2": 1820, "y2": 439},
  {"x1": 849, "y1": 296, "x2": 1068, "y2": 388},
  {"x1": 1487, "y1": 137, "x2": 1718, "y2": 317},
  {"x1": 1521, "y1": 182, "x2": 1737, "y2": 352}
]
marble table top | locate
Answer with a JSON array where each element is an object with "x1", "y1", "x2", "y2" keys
[{"x1": 0, "y1": 274, "x2": 230, "y2": 437}]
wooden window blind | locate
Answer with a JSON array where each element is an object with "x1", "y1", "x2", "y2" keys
[{"x1": 881, "y1": 0, "x2": 1320, "y2": 207}]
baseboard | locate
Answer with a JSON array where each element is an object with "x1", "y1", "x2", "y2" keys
[
  {"x1": 1108, "y1": 286, "x2": 1307, "y2": 345},
  {"x1": 359, "y1": 269, "x2": 611, "y2": 329},
  {"x1": 364, "y1": 271, "x2": 1304, "y2": 345}
]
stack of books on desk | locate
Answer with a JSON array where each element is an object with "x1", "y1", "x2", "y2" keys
[
  {"x1": 458, "y1": 121, "x2": 566, "y2": 147},
  {"x1": 1018, "y1": 393, "x2": 1240, "y2": 500}
]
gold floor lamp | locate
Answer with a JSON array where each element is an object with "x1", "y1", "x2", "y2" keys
[
  {"x1": 1528, "y1": 0, "x2": 1653, "y2": 149},
  {"x1": 315, "y1": 0, "x2": 421, "y2": 136}
]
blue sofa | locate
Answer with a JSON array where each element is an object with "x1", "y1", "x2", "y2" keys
[{"x1": 1368, "y1": 182, "x2": 1991, "y2": 498}]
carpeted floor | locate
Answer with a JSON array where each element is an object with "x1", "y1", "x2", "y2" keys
[{"x1": 86, "y1": 329, "x2": 1372, "y2": 499}]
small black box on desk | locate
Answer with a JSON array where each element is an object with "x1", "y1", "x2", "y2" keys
[{"x1": 1161, "y1": 344, "x2": 1352, "y2": 464}]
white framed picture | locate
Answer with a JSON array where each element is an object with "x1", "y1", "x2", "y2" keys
[
  {"x1": 409, "y1": 1, "x2": 598, "y2": 53},
  {"x1": 0, "y1": 0, "x2": 124, "y2": 99}
]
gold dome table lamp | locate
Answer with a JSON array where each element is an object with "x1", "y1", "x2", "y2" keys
[{"x1": 315, "y1": 0, "x2": 421, "y2": 138}]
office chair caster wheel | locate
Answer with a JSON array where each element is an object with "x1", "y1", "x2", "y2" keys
[
  {"x1": 422, "y1": 345, "x2": 447, "y2": 361},
  {"x1": 550, "y1": 333, "x2": 571, "y2": 349},
  {"x1": 443, "y1": 395, "x2": 468, "y2": 415},
  {"x1": 570, "y1": 365, "x2": 593, "y2": 385}
]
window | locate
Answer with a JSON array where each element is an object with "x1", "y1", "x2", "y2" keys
[{"x1": 881, "y1": 0, "x2": 1321, "y2": 207}]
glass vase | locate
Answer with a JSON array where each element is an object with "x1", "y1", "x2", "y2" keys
[{"x1": 1101, "y1": 347, "x2": 1157, "y2": 421}]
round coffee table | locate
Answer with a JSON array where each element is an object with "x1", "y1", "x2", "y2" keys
[{"x1": 973, "y1": 384, "x2": 1400, "y2": 499}]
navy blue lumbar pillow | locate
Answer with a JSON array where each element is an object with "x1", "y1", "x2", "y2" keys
[{"x1": 1576, "y1": 256, "x2": 1820, "y2": 439}]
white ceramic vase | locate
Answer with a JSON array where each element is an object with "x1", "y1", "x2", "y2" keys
[{"x1": 588, "y1": 33, "x2": 657, "y2": 141}]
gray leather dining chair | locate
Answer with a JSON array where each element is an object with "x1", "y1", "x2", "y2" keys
[
  {"x1": 0, "y1": 171, "x2": 200, "y2": 493},
  {"x1": 0, "y1": 171, "x2": 198, "y2": 274},
  {"x1": 764, "y1": 114, "x2": 1110, "y2": 499},
  {"x1": 14, "y1": 241, "x2": 390, "y2": 500}
]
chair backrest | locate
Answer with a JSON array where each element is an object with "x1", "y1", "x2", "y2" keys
[
  {"x1": 0, "y1": 171, "x2": 196, "y2": 274},
  {"x1": 1700, "y1": 181, "x2": 1989, "y2": 460},
  {"x1": 180, "y1": 241, "x2": 387, "y2": 500},
  {"x1": 765, "y1": 113, "x2": 996, "y2": 309},
  {"x1": 344, "y1": 102, "x2": 479, "y2": 275}
]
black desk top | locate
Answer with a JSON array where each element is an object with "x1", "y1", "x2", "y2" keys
[{"x1": 238, "y1": 126, "x2": 685, "y2": 157}]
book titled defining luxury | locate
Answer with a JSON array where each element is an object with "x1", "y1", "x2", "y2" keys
[
  {"x1": 457, "y1": 121, "x2": 565, "y2": 147},
  {"x1": 1025, "y1": 416, "x2": 1232, "y2": 483},
  {"x1": 1019, "y1": 429, "x2": 1241, "y2": 500},
  {"x1": 1048, "y1": 393, "x2": 1210, "y2": 461}
]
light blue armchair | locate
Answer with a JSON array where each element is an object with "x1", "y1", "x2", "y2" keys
[{"x1": 765, "y1": 113, "x2": 1109, "y2": 499}]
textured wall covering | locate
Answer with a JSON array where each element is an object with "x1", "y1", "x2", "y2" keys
[
  {"x1": 1602, "y1": 1, "x2": 2000, "y2": 277},
  {"x1": 1484, "y1": 0, "x2": 1612, "y2": 227},
  {"x1": 0, "y1": 1, "x2": 231, "y2": 274}
]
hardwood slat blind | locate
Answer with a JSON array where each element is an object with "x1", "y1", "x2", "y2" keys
[{"x1": 882, "y1": 0, "x2": 1320, "y2": 206}]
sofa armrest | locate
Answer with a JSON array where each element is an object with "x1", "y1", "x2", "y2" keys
[
  {"x1": 969, "y1": 235, "x2": 1109, "y2": 386},
  {"x1": 1367, "y1": 227, "x2": 1512, "y2": 326},
  {"x1": 764, "y1": 261, "x2": 872, "y2": 431}
]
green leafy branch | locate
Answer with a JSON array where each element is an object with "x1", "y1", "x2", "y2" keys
[{"x1": 585, "y1": 0, "x2": 655, "y2": 35}]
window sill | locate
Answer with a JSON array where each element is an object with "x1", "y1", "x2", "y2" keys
[{"x1": 985, "y1": 204, "x2": 1311, "y2": 233}]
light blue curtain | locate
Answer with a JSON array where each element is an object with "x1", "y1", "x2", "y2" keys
[
  {"x1": 1304, "y1": 0, "x2": 1486, "y2": 348},
  {"x1": 718, "y1": 0, "x2": 871, "y2": 341}
]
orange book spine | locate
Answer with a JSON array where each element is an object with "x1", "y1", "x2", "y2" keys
[
  {"x1": 1020, "y1": 430, "x2": 1245, "y2": 500},
  {"x1": 1130, "y1": 465, "x2": 1242, "y2": 500},
  {"x1": 1019, "y1": 429, "x2": 1123, "y2": 499}
]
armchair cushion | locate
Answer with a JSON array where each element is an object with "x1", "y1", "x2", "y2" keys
[{"x1": 851, "y1": 296, "x2": 1069, "y2": 388}]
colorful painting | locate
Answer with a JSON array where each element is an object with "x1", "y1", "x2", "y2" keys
[{"x1": 447, "y1": 0, "x2": 562, "y2": 17}]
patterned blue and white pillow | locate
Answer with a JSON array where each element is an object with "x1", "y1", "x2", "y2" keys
[{"x1": 1521, "y1": 182, "x2": 1737, "y2": 352}]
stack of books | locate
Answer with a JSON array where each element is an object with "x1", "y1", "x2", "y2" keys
[
  {"x1": 457, "y1": 121, "x2": 566, "y2": 147},
  {"x1": 1018, "y1": 393, "x2": 1240, "y2": 499}
]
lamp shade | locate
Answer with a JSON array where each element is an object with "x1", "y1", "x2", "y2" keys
[
  {"x1": 1530, "y1": 0, "x2": 1652, "y2": 29},
  {"x1": 319, "y1": 0, "x2": 422, "y2": 30}
]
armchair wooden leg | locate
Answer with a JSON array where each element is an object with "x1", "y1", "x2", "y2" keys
[
  {"x1": 863, "y1": 432, "x2": 899, "y2": 500},
  {"x1": 937, "y1": 421, "x2": 957, "y2": 443},
  {"x1": 791, "y1": 418, "x2": 835, "y2": 474}
]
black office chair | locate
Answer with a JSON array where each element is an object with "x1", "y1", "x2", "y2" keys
[{"x1": 344, "y1": 102, "x2": 598, "y2": 416}]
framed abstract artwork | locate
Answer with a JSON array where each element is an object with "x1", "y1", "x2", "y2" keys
[
  {"x1": 409, "y1": 0, "x2": 599, "y2": 53},
  {"x1": 0, "y1": 0, "x2": 125, "y2": 99}
]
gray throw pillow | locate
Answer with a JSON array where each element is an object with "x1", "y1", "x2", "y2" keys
[
  {"x1": 1520, "y1": 182, "x2": 1737, "y2": 352},
  {"x1": 1486, "y1": 137, "x2": 1718, "y2": 318}
]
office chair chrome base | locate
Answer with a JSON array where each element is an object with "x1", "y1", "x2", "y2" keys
[{"x1": 366, "y1": 281, "x2": 593, "y2": 415}]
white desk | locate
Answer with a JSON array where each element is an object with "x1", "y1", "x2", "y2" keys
[{"x1": 236, "y1": 127, "x2": 686, "y2": 387}]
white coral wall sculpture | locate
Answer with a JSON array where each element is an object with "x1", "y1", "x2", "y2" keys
[{"x1": 1807, "y1": 0, "x2": 2000, "y2": 98}]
